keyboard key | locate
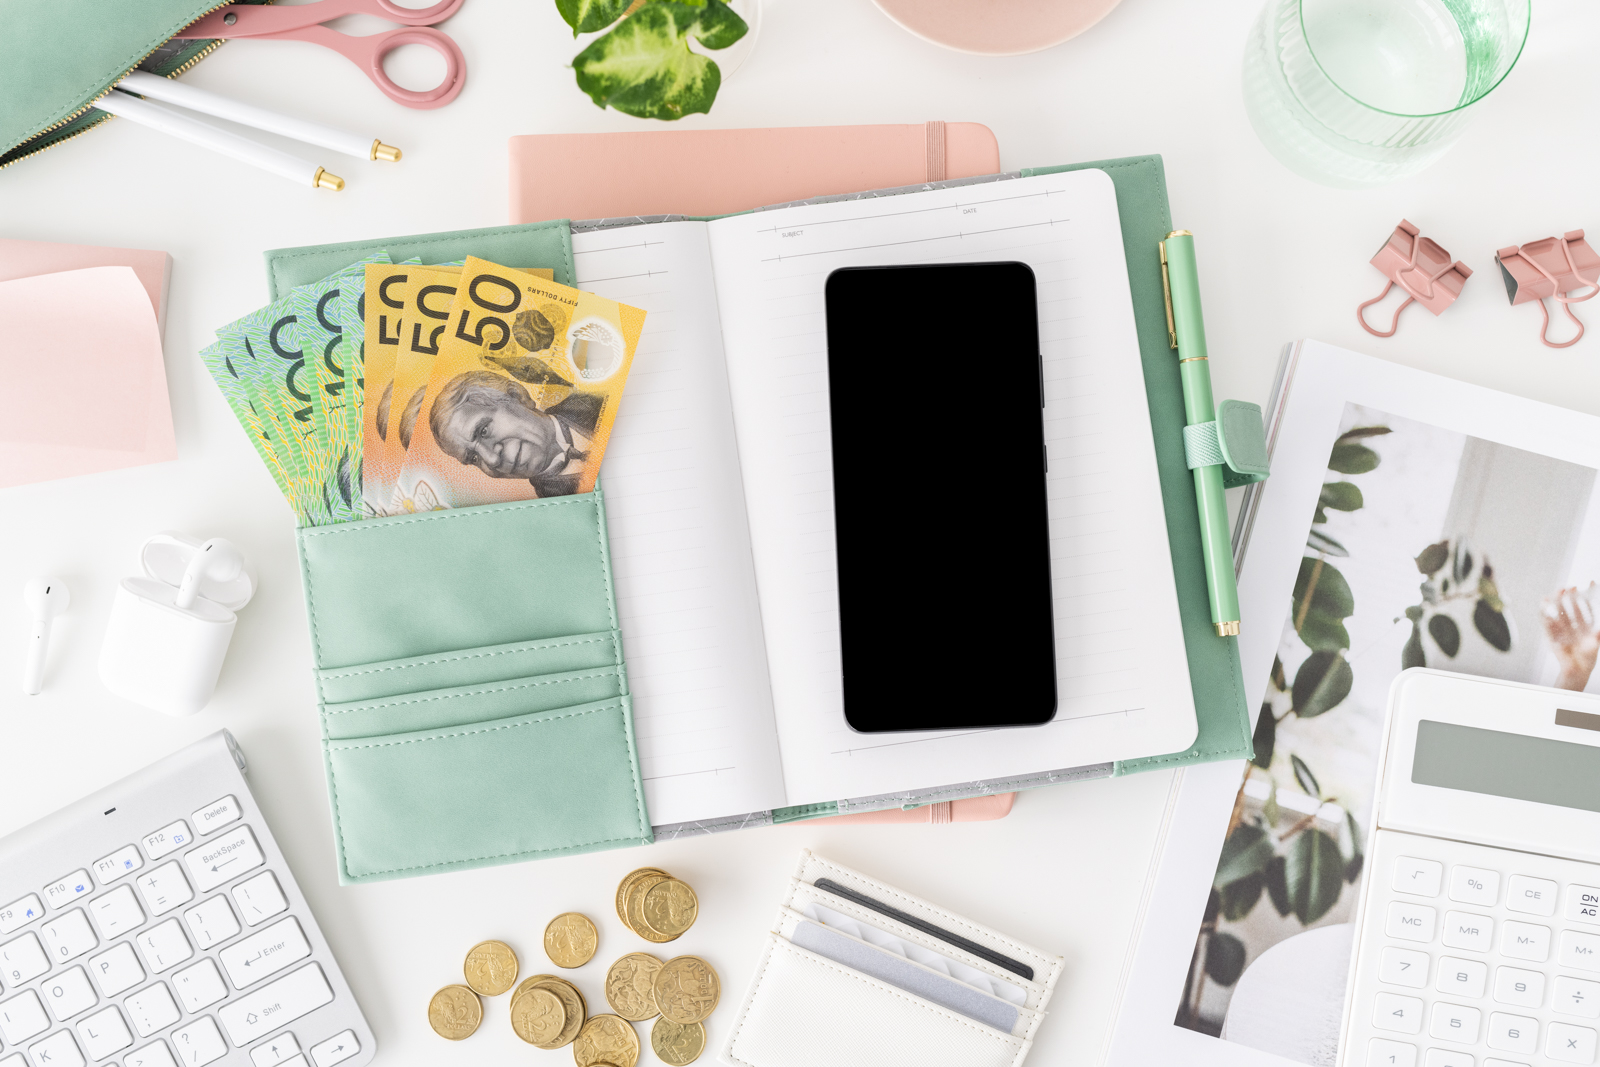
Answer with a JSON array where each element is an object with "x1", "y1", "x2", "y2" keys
[
  {"x1": 0, "y1": 897, "x2": 43, "y2": 935},
  {"x1": 1507, "y1": 875, "x2": 1557, "y2": 916},
  {"x1": 172, "y1": 959, "x2": 228, "y2": 1013},
  {"x1": 249, "y1": 1033, "x2": 300, "y2": 1066},
  {"x1": 1430, "y1": 1002, "x2": 1482, "y2": 1042},
  {"x1": 1388, "y1": 902, "x2": 1438, "y2": 943},
  {"x1": 1557, "y1": 977, "x2": 1600, "y2": 1018},
  {"x1": 278, "y1": 1058, "x2": 310, "y2": 1067},
  {"x1": 1375, "y1": 992, "x2": 1426, "y2": 1034},
  {"x1": 1382, "y1": 947, "x2": 1430, "y2": 989},
  {"x1": 1435, "y1": 956, "x2": 1487, "y2": 998},
  {"x1": 40, "y1": 910, "x2": 96, "y2": 964},
  {"x1": 1564, "y1": 931, "x2": 1600, "y2": 972},
  {"x1": 41, "y1": 966, "x2": 96, "y2": 1021},
  {"x1": 27, "y1": 1029, "x2": 85, "y2": 1067},
  {"x1": 92, "y1": 845, "x2": 144, "y2": 885},
  {"x1": 1570, "y1": 886, "x2": 1600, "y2": 925},
  {"x1": 1395, "y1": 858, "x2": 1444, "y2": 897},
  {"x1": 218, "y1": 965, "x2": 334, "y2": 1047},
  {"x1": 191, "y1": 797, "x2": 241, "y2": 837},
  {"x1": 142, "y1": 821, "x2": 193, "y2": 860},
  {"x1": 1424, "y1": 1049, "x2": 1473, "y2": 1067},
  {"x1": 185, "y1": 826, "x2": 265, "y2": 894},
  {"x1": 1488, "y1": 1012, "x2": 1538, "y2": 1054},
  {"x1": 1484, "y1": 1060, "x2": 1529, "y2": 1067},
  {"x1": 1, "y1": 934, "x2": 49, "y2": 986},
  {"x1": 87, "y1": 885, "x2": 144, "y2": 940},
  {"x1": 0, "y1": 990, "x2": 49, "y2": 1043},
  {"x1": 232, "y1": 873, "x2": 289, "y2": 928},
  {"x1": 309, "y1": 1030, "x2": 359, "y2": 1067},
  {"x1": 124, "y1": 984, "x2": 180, "y2": 1037},
  {"x1": 184, "y1": 897, "x2": 240, "y2": 950},
  {"x1": 0, "y1": 1054, "x2": 23, "y2": 1067},
  {"x1": 1500, "y1": 920, "x2": 1551, "y2": 962},
  {"x1": 76, "y1": 1005, "x2": 133, "y2": 1060},
  {"x1": 1450, "y1": 866, "x2": 1500, "y2": 907},
  {"x1": 1548, "y1": 1022, "x2": 1599, "y2": 1064},
  {"x1": 220, "y1": 918, "x2": 311, "y2": 990},
  {"x1": 135, "y1": 919, "x2": 193, "y2": 974},
  {"x1": 86, "y1": 942, "x2": 145, "y2": 997},
  {"x1": 125, "y1": 1042, "x2": 178, "y2": 1067},
  {"x1": 1495, "y1": 966, "x2": 1545, "y2": 1007},
  {"x1": 1442, "y1": 911, "x2": 1492, "y2": 952},
  {"x1": 136, "y1": 863, "x2": 195, "y2": 917},
  {"x1": 172, "y1": 1016, "x2": 228, "y2": 1066},
  {"x1": 42, "y1": 872, "x2": 92, "y2": 910},
  {"x1": 1368, "y1": 1038, "x2": 1417, "y2": 1067}
]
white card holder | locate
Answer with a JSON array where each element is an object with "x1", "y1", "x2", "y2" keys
[{"x1": 722, "y1": 850, "x2": 1064, "y2": 1067}]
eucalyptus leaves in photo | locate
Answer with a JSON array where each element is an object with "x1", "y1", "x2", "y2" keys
[{"x1": 556, "y1": 0, "x2": 748, "y2": 120}]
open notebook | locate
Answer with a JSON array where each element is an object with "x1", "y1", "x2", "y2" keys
[{"x1": 575, "y1": 168, "x2": 1200, "y2": 831}]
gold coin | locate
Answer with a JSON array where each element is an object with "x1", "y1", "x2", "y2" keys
[
  {"x1": 615, "y1": 867, "x2": 668, "y2": 928},
  {"x1": 545, "y1": 912, "x2": 600, "y2": 968},
  {"x1": 514, "y1": 976, "x2": 587, "y2": 1048},
  {"x1": 640, "y1": 879, "x2": 699, "y2": 941},
  {"x1": 604, "y1": 952, "x2": 663, "y2": 1021},
  {"x1": 511, "y1": 987, "x2": 567, "y2": 1046},
  {"x1": 653, "y1": 956, "x2": 720, "y2": 1025},
  {"x1": 572, "y1": 1013, "x2": 640, "y2": 1067},
  {"x1": 428, "y1": 984, "x2": 483, "y2": 1040},
  {"x1": 651, "y1": 1018, "x2": 707, "y2": 1066},
  {"x1": 624, "y1": 873, "x2": 670, "y2": 940},
  {"x1": 463, "y1": 939, "x2": 519, "y2": 996}
]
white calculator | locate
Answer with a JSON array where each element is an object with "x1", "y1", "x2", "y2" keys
[{"x1": 1339, "y1": 669, "x2": 1600, "y2": 1067}]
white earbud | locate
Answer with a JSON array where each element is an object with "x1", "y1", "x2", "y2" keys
[
  {"x1": 174, "y1": 538, "x2": 245, "y2": 611},
  {"x1": 23, "y1": 577, "x2": 71, "y2": 696}
]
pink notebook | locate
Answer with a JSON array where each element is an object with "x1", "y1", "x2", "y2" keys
[
  {"x1": 508, "y1": 121, "x2": 1000, "y2": 223},
  {"x1": 0, "y1": 238, "x2": 172, "y2": 338}
]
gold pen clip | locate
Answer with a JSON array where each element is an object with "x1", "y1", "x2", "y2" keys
[{"x1": 1159, "y1": 240, "x2": 1177, "y2": 349}]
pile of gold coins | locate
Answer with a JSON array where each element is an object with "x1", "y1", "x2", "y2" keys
[{"x1": 425, "y1": 869, "x2": 719, "y2": 1066}]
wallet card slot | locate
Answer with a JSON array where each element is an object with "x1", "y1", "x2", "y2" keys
[
  {"x1": 320, "y1": 665, "x2": 627, "y2": 740},
  {"x1": 315, "y1": 630, "x2": 623, "y2": 704},
  {"x1": 323, "y1": 696, "x2": 651, "y2": 882}
]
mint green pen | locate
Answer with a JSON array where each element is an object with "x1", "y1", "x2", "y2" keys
[{"x1": 1161, "y1": 231, "x2": 1240, "y2": 637}]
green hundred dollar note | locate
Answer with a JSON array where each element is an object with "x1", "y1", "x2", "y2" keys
[{"x1": 198, "y1": 339, "x2": 294, "y2": 503}]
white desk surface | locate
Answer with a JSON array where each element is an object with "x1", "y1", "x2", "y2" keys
[{"x1": 3, "y1": 0, "x2": 1599, "y2": 1063}]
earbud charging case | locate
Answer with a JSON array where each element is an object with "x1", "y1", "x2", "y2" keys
[{"x1": 99, "y1": 532, "x2": 257, "y2": 716}]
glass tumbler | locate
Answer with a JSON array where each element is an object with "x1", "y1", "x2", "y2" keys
[{"x1": 1242, "y1": 0, "x2": 1529, "y2": 188}]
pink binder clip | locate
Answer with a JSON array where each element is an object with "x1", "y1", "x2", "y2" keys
[
  {"x1": 1495, "y1": 230, "x2": 1600, "y2": 348},
  {"x1": 1358, "y1": 220, "x2": 1472, "y2": 337}
]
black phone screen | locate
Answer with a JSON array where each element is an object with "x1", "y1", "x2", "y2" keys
[{"x1": 823, "y1": 262, "x2": 1057, "y2": 733}]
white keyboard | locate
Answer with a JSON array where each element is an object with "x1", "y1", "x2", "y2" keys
[{"x1": 0, "y1": 733, "x2": 373, "y2": 1067}]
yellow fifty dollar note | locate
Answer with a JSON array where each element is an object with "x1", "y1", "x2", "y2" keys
[{"x1": 395, "y1": 257, "x2": 646, "y2": 509}]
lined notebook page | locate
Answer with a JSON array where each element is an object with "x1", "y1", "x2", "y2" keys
[
  {"x1": 573, "y1": 222, "x2": 788, "y2": 826},
  {"x1": 707, "y1": 170, "x2": 1198, "y2": 806}
]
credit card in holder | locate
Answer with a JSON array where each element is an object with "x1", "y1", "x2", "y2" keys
[
  {"x1": 801, "y1": 902, "x2": 1027, "y2": 1006},
  {"x1": 790, "y1": 920, "x2": 1021, "y2": 1033},
  {"x1": 813, "y1": 876, "x2": 1034, "y2": 980}
]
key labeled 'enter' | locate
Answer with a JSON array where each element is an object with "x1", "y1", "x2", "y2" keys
[{"x1": 219, "y1": 916, "x2": 311, "y2": 989}]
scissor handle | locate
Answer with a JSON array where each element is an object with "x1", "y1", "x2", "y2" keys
[
  {"x1": 176, "y1": 0, "x2": 465, "y2": 37},
  {"x1": 281, "y1": 23, "x2": 467, "y2": 109}
]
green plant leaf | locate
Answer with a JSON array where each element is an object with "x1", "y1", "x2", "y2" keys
[
  {"x1": 1404, "y1": 605, "x2": 1423, "y2": 622},
  {"x1": 1402, "y1": 621, "x2": 1427, "y2": 669},
  {"x1": 1344, "y1": 810, "x2": 1365, "y2": 884},
  {"x1": 1319, "y1": 481, "x2": 1364, "y2": 512},
  {"x1": 1213, "y1": 822, "x2": 1273, "y2": 888},
  {"x1": 1221, "y1": 871, "x2": 1265, "y2": 920},
  {"x1": 1335, "y1": 426, "x2": 1392, "y2": 442},
  {"x1": 1328, "y1": 442, "x2": 1379, "y2": 474},
  {"x1": 1204, "y1": 887, "x2": 1221, "y2": 925},
  {"x1": 1478, "y1": 575, "x2": 1505, "y2": 613},
  {"x1": 1263, "y1": 782, "x2": 1281, "y2": 829},
  {"x1": 1285, "y1": 827, "x2": 1345, "y2": 924},
  {"x1": 1204, "y1": 931, "x2": 1247, "y2": 987},
  {"x1": 1291, "y1": 650, "x2": 1353, "y2": 717},
  {"x1": 1428, "y1": 613, "x2": 1462, "y2": 657},
  {"x1": 1270, "y1": 655, "x2": 1288, "y2": 692},
  {"x1": 1474, "y1": 599, "x2": 1512, "y2": 652},
  {"x1": 1298, "y1": 609, "x2": 1351, "y2": 652},
  {"x1": 572, "y1": 0, "x2": 748, "y2": 121},
  {"x1": 1313, "y1": 504, "x2": 1327, "y2": 525},
  {"x1": 1294, "y1": 557, "x2": 1355, "y2": 620},
  {"x1": 1265, "y1": 855, "x2": 1291, "y2": 916},
  {"x1": 1291, "y1": 754, "x2": 1322, "y2": 799},
  {"x1": 555, "y1": 0, "x2": 632, "y2": 36},
  {"x1": 1306, "y1": 528, "x2": 1349, "y2": 557},
  {"x1": 1415, "y1": 541, "x2": 1449, "y2": 575},
  {"x1": 1251, "y1": 705, "x2": 1276, "y2": 768}
]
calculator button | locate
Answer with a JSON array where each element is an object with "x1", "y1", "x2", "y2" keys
[
  {"x1": 1424, "y1": 1051, "x2": 1473, "y2": 1067},
  {"x1": 1389, "y1": 902, "x2": 1439, "y2": 943},
  {"x1": 1451, "y1": 866, "x2": 1501, "y2": 907},
  {"x1": 1430, "y1": 1002, "x2": 1482, "y2": 1042},
  {"x1": 1563, "y1": 931, "x2": 1600, "y2": 972},
  {"x1": 88, "y1": 885, "x2": 145, "y2": 940},
  {"x1": 1436, "y1": 956, "x2": 1487, "y2": 998},
  {"x1": 1495, "y1": 966, "x2": 1545, "y2": 1007},
  {"x1": 1556, "y1": 977, "x2": 1600, "y2": 1018},
  {"x1": 1369, "y1": 1038, "x2": 1418, "y2": 1067},
  {"x1": 1, "y1": 934, "x2": 50, "y2": 986},
  {"x1": 1507, "y1": 875, "x2": 1557, "y2": 916},
  {"x1": 1376, "y1": 992, "x2": 1426, "y2": 1034},
  {"x1": 1395, "y1": 859, "x2": 1444, "y2": 897},
  {"x1": 1547, "y1": 1022, "x2": 1599, "y2": 1064},
  {"x1": 1500, "y1": 921, "x2": 1551, "y2": 962},
  {"x1": 141, "y1": 820, "x2": 192, "y2": 860},
  {"x1": 1442, "y1": 912, "x2": 1493, "y2": 952},
  {"x1": 1383, "y1": 947, "x2": 1431, "y2": 988},
  {"x1": 1569, "y1": 886, "x2": 1600, "y2": 925},
  {"x1": 93, "y1": 844, "x2": 144, "y2": 885},
  {"x1": 42, "y1": 871, "x2": 92, "y2": 910},
  {"x1": 76, "y1": 1003, "x2": 133, "y2": 1060},
  {"x1": 1488, "y1": 1012, "x2": 1538, "y2": 1055}
]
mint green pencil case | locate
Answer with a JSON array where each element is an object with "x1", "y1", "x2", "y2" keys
[{"x1": 271, "y1": 223, "x2": 651, "y2": 884}]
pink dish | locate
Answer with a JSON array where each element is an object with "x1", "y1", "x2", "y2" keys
[{"x1": 870, "y1": 0, "x2": 1125, "y2": 56}]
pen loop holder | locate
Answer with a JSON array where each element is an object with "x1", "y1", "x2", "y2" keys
[
  {"x1": 1496, "y1": 230, "x2": 1600, "y2": 349},
  {"x1": 1358, "y1": 220, "x2": 1471, "y2": 338},
  {"x1": 1182, "y1": 399, "x2": 1270, "y2": 489}
]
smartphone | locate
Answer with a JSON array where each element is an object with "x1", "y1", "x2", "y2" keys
[{"x1": 823, "y1": 262, "x2": 1057, "y2": 732}]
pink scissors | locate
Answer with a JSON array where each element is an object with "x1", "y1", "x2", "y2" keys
[{"x1": 175, "y1": 0, "x2": 467, "y2": 110}]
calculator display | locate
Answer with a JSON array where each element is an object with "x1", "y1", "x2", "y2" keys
[{"x1": 1412, "y1": 720, "x2": 1600, "y2": 813}]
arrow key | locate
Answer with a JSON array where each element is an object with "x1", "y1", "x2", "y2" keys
[
  {"x1": 248, "y1": 1033, "x2": 300, "y2": 1067},
  {"x1": 310, "y1": 1029, "x2": 360, "y2": 1067},
  {"x1": 184, "y1": 825, "x2": 265, "y2": 893}
]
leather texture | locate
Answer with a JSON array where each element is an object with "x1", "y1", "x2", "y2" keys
[{"x1": 296, "y1": 492, "x2": 652, "y2": 883}]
